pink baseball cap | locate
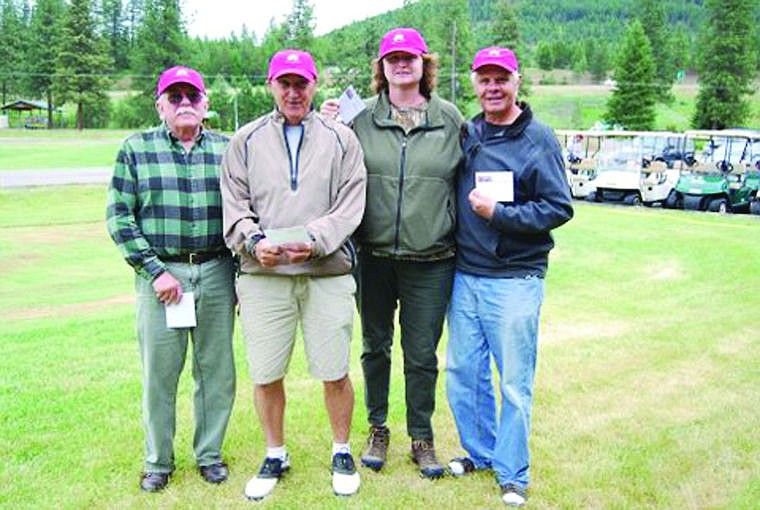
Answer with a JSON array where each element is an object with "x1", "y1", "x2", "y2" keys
[
  {"x1": 471, "y1": 47, "x2": 520, "y2": 74},
  {"x1": 267, "y1": 49, "x2": 318, "y2": 83},
  {"x1": 378, "y1": 28, "x2": 428, "y2": 59},
  {"x1": 156, "y1": 66, "x2": 205, "y2": 97}
]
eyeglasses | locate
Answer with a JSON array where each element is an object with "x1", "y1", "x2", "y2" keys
[{"x1": 166, "y1": 90, "x2": 203, "y2": 105}]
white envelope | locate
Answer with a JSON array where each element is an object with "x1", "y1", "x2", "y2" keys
[
  {"x1": 165, "y1": 291, "x2": 196, "y2": 329},
  {"x1": 475, "y1": 171, "x2": 514, "y2": 202}
]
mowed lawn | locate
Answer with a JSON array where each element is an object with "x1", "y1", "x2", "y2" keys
[{"x1": 1, "y1": 185, "x2": 759, "y2": 509}]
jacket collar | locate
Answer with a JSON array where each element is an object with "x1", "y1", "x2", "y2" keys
[
  {"x1": 470, "y1": 101, "x2": 532, "y2": 140},
  {"x1": 271, "y1": 106, "x2": 316, "y2": 126},
  {"x1": 370, "y1": 91, "x2": 445, "y2": 130}
]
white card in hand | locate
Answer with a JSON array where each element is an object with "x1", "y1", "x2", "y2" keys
[
  {"x1": 338, "y1": 85, "x2": 366, "y2": 124},
  {"x1": 265, "y1": 225, "x2": 311, "y2": 247},
  {"x1": 475, "y1": 171, "x2": 514, "y2": 202},
  {"x1": 165, "y1": 291, "x2": 196, "y2": 329}
]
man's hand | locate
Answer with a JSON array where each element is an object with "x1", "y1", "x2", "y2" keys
[
  {"x1": 468, "y1": 188, "x2": 496, "y2": 220},
  {"x1": 152, "y1": 271, "x2": 183, "y2": 305},
  {"x1": 281, "y1": 242, "x2": 313, "y2": 264},
  {"x1": 320, "y1": 98, "x2": 340, "y2": 120},
  {"x1": 254, "y1": 239, "x2": 283, "y2": 268}
]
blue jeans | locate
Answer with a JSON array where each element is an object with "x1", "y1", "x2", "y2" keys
[{"x1": 446, "y1": 271, "x2": 544, "y2": 488}]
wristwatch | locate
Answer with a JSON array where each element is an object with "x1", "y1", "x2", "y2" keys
[{"x1": 247, "y1": 233, "x2": 266, "y2": 257}]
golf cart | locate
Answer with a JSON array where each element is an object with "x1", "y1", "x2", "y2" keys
[
  {"x1": 665, "y1": 130, "x2": 760, "y2": 213},
  {"x1": 585, "y1": 131, "x2": 683, "y2": 206},
  {"x1": 556, "y1": 130, "x2": 598, "y2": 199}
]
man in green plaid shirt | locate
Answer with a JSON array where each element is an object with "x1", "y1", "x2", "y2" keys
[{"x1": 106, "y1": 66, "x2": 236, "y2": 493}]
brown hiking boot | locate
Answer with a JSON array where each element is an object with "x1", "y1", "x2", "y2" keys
[
  {"x1": 360, "y1": 425, "x2": 390, "y2": 471},
  {"x1": 410, "y1": 439, "x2": 445, "y2": 479}
]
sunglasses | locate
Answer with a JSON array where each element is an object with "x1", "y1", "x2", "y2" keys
[{"x1": 166, "y1": 90, "x2": 203, "y2": 105}]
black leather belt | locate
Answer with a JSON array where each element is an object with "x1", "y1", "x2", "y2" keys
[{"x1": 161, "y1": 250, "x2": 228, "y2": 264}]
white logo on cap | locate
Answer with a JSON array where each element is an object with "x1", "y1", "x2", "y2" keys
[
  {"x1": 176, "y1": 69, "x2": 189, "y2": 76},
  {"x1": 393, "y1": 34, "x2": 405, "y2": 43},
  {"x1": 488, "y1": 50, "x2": 501, "y2": 56},
  {"x1": 286, "y1": 54, "x2": 300, "y2": 62}
]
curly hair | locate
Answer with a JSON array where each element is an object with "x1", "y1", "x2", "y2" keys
[{"x1": 371, "y1": 53, "x2": 439, "y2": 99}]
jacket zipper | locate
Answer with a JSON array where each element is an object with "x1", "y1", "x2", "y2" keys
[
  {"x1": 284, "y1": 124, "x2": 304, "y2": 191},
  {"x1": 394, "y1": 136, "x2": 407, "y2": 252}
]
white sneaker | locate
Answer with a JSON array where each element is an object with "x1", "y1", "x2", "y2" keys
[
  {"x1": 448, "y1": 456, "x2": 476, "y2": 477},
  {"x1": 244, "y1": 456, "x2": 290, "y2": 501},
  {"x1": 501, "y1": 483, "x2": 527, "y2": 507},
  {"x1": 331, "y1": 452, "x2": 360, "y2": 496}
]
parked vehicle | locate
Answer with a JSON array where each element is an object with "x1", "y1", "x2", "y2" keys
[
  {"x1": 665, "y1": 130, "x2": 760, "y2": 214},
  {"x1": 585, "y1": 131, "x2": 683, "y2": 206},
  {"x1": 556, "y1": 130, "x2": 598, "y2": 199}
]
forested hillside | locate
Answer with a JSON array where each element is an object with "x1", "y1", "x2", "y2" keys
[{"x1": 0, "y1": 0, "x2": 757, "y2": 130}]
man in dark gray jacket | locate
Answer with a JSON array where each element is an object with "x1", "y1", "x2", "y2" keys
[{"x1": 445, "y1": 47, "x2": 573, "y2": 508}]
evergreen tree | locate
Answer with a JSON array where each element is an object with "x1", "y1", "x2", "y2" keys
[
  {"x1": 425, "y1": 0, "x2": 474, "y2": 105},
  {"x1": 604, "y1": 20, "x2": 657, "y2": 130},
  {"x1": 636, "y1": 0, "x2": 676, "y2": 101},
  {"x1": 99, "y1": 0, "x2": 129, "y2": 71},
  {"x1": 0, "y1": 0, "x2": 26, "y2": 104},
  {"x1": 535, "y1": 40, "x2": 554, "y2": 70},
  {"x1": 692, "y1": 0, "x2": 757, "y2": 129},
  {"x1": 587, "y1": 42, "x2": 610, "y2": 83},
  {"x1": 130, "y1": 0, "x2": 185, "y2": 122},
  {"x1": 54, "y1": 0, "x2": 111, "y2": 129},
  {"x1": 26, "y1": 0, "x2": 65, "y2": 126},
  {"x1": 284, "y1": 0, "x2": 315, "y2": 51}
]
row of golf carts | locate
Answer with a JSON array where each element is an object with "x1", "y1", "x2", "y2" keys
[{"x1": 558, "y1": 129, "x2": 760, "y2": 214}]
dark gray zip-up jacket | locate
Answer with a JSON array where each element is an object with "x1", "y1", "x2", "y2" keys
[
  {"x1": 457, "y1": 104, "x2": 573, "y2": 278},
  {"x1": 352, "y1": 92, "x2": 464, "y2": 259}
]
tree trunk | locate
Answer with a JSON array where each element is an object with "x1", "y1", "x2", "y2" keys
[
  {"x1": 77, "y1": 102, "x2": 84, "y2": 130},
  {"x1": 47, "y1": 89, "x2": 54, "y2": 129}
]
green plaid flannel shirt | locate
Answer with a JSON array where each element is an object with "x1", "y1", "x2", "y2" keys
[{"x1": 106, "y1": 124, "x2": 230, "y2": 280}]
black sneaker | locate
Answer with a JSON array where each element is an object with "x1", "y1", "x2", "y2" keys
[
  {"x1": 244, "y1": 456, "x2": 290, "y2": 501},
  {"x1": 360, "y1": 425, "x2": 390, "y2": 471},
  {"x1": 140, "y1": 472, "x2": 170, "y2": 492},
  {"x1": 410, "y1": 439, "x2": 445, "y2": 479},
  {"x1": 501, "y1": 483, "x2": 528, "y2": 507},
  {"x1": 331, "y1": 452, "x2": 360, "y2": 496}
]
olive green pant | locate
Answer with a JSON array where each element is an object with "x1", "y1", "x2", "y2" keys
[{"x1": 134, "y1": 255, "x2": 236, "y2": 473}]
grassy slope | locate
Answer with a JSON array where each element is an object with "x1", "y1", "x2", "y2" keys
[{"x1": 1, "y1": 186, "x2": 759, "y2": 509}]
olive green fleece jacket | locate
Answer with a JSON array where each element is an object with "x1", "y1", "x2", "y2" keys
[{"x1": 352, "y1": 92, "x2": 464, "y2": 258}]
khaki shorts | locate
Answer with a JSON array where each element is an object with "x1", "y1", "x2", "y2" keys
[{"x1": 237, "y1": 273, "x2": 356, "y2": 384}]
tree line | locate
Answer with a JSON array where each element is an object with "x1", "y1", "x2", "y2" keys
[{"x1": 0, "y1": 0, "x2": 757, "y2": 130}]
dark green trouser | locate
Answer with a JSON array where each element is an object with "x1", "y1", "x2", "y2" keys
[
  {"x1": 357, "y1": 253, "x2": 455, "y2": 440},
  {"x1": 135, "y1": 255, "x2": 236, "y2": 473}
]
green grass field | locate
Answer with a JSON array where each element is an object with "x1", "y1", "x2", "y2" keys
[{"x1": 1, "y1": 184, "x2": 758, "y2": 509}]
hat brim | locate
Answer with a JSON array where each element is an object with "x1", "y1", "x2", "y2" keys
[
  {"x1": 268, "y1": 69, "x2": 317, "y2": 83},
  {"x1": 157, "y1": 80, "x2": 204, "y2": 97},
  {"x1": 472, "y1": 60, "x2": 518, "y2": 74},
  {"x1": 379, "y1": 47, "x2": 425, "y2": 60}
]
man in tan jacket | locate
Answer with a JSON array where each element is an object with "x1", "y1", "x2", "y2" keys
[{"x1": 220, "y1": 49, "x2": 366, "y2": 501}]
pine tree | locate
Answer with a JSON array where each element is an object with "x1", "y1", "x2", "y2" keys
[
  {"x1": 99, "y1": 0, "x2": 129, "y2": 71},
  {"x1": 424, "y1": 0, "x2": 474, "y2": 105},
  {"x1": 0, "y1": 0, "x2": 26, "y2": 104},
  {"x1": 636, "y1": 0, "x2": 676, "y2": 102},
  {"x1": 604, "y1": 20, "x2": 657, "y2": 130},
  {"x1": 284, "y1": 0, "x2": 315, "y2": 51},
  {"x1": 54, "y1": 0, "x2": 111, "y2": 129},
  {"x1": 692, "y1": 0, "x2": 757, "y2": 129},
  {"x1": 131, "y1": 0, "x2": 185, "y2": 94},
  {"x1": 26, "y1": 0, "x2": 65, "y2": 127}
]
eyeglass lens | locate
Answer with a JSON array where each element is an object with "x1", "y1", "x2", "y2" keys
[{"x1": 168, "y1": 91, "x2": 202, "y2": 105}]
